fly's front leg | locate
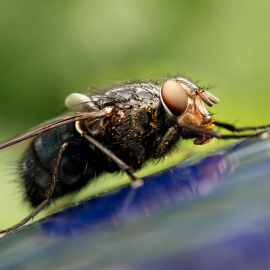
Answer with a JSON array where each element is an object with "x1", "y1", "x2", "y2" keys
[
  {"x1": 0, "y1": 143, "x2": 68, "y2": 236},
  {"x1": 178, "y1": 124, "x2": 269, "y2": 140},
  {"x1": 215, "y1": 121, "x2": 270, "y2": 132},
  {"x1": 154, "y1": 126, "x2": 179, "y2": 158},
  {"x1": 82, "y1": 133, "x2": 143, "y2": 187}
]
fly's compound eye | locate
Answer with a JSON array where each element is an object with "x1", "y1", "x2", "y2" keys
[{"x1": 161, "y1": 80, "x2": 188, "y2": 117}]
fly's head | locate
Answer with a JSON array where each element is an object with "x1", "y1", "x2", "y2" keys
[{"x1": 160, "y1": 77, "x2": 220, "y2": 145}]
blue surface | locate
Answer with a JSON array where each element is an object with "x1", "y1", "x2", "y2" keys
[{"x1": 1, "y1": 133, "x2": 270, "y2": 269}]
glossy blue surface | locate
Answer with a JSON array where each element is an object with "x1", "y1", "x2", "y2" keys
[
  {"x1": 41, "y1": 152, "x2": 231, "y2": 236},
  {"x1": 1, "y1": 133, "x2": 270, "y2": 270}
]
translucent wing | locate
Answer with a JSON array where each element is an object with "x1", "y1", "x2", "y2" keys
[
  {"x1": 0, "y1": 109, "x2": 110, "y2": 150},
  {"x1": 65, "y1": 93, "x2": 99, "y2": 112}
]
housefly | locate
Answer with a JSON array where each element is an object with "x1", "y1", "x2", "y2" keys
[{"x1": 1, "y1": 75, "x2": 270, "y2": 235}]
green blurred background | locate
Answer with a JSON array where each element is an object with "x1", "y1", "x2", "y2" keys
[{"x1": 0, "y1": 0, "x2": 270, "y2": 229}]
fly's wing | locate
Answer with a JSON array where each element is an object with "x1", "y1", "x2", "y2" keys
[{"x1": 0, "y1": 109, "x2": 110, "y2": 150}]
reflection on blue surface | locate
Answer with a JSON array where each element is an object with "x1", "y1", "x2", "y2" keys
[
  {"x1": 41, "y1": 152, "x2": 234, "y2": 235},
  {"x1": 140, "y1": 231, "x2": 270, "y2": 270},
  {"x1": 1, "y1": 133, "x2": 270, "y2": 270}
]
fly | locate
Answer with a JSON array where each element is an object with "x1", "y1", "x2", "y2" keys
[{"x1": 1, "y1": 75, "x2": 270, "y2": 235}]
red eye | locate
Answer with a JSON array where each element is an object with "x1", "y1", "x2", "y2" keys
[{"x1": 161, "y1": 80, "x2": 188, "y2": 116}]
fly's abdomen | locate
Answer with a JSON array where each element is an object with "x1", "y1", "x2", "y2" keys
[{"x1": 21, "y1": 123, "x2": 98, "y2": 207}]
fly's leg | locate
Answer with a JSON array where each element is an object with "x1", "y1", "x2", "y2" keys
[
  {"x1": 0, "y1": 143, "x2": 68, "y2": 236},
  {"x1": 215, "y1": 121, "x2": 270, "y2": 132},
  {"x1": 82, "y1": 133, "x2": 143, "y2": 187},
  {"x1": 178, "y1": 124, "x2": 269, "y2": 140},
  {"x1": 154, "y1": 126, "x2": 179, "y2": 158},
  {"x1": 152, "y1": 121, "x2": 264, "y2": 156}
]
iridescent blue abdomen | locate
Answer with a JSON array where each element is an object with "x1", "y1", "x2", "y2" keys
[{"x1": 21, "y1": 123, "x2": 104, "y2": 206}]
